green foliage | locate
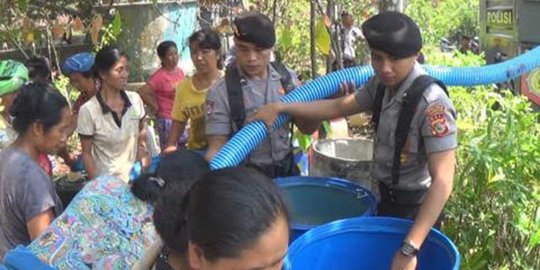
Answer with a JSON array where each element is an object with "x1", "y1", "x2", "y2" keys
[
  {"x1": 431, "y1": 52, "x2": 540, "y2": 269},
  {"x1": 315, "y1": 18, "x2": 331, "y2": 55},
  {"x1": 274, "y1": 0, "x2": 311, "y2": 74},
  {"x1": 426, "y1": 45, "x2": 486, "y2": 67},
  {"x1": 53, "y1": 74, "x2": 79, "y2": 104},
  {"x1": 0, "y1": 0, "x2": 98, "y2": 47},
  {"x1": 268, "y1": 0, "x2": 376, "y2": 78},
  {"x1": 406, "y1": 0, "x2": 479, "y2": 46},
  {"x1": 96, "y1": 11, "x2": 123, "y2": 50}
]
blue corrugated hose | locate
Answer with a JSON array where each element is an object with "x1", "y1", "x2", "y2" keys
[{"x1": 210, "y1": 46, "x2": 540, "y2": 170}]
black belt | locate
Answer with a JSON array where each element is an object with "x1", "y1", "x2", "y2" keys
[{"x1": 377, "y1": 182, "x2": 444, "y2": 229}]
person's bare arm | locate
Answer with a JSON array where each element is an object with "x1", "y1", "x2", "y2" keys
[
  {"x1": 391, "y1": 149, "x2": 456, "y2": 270},
  {"x1": 66, "y1": 112, "x2": 78, "y2": 137},
  {"x1": 57, "y1": 146, "x2": 77, "y2": 167},
  {"x1": 80, "y1": 135, "x2": 97, "y2": 179},
  {"x1": 251, "y1": 93, "x2": 362, "y2": 129},
  {"x1": 27, "y1": 208, "x2": 55, "y2": 240},
  {"x1": 137, "y1": 119, "x2": 150, "y2": 170},
  {"x1": 162, "y1": 120, "x2": 187, "y2": 155},
  {"x1": 205, "y1": 135, "x2": 229, "y2": 161},
  {"x1": 292, "y1": 117, "x2": 320, "y2": 135},
  {"x1": 58, "y1": 112, "x2": 79, "y2": 166},
  {"x1": 138, "y1": 84, "x2": 158, "y2": 114}
]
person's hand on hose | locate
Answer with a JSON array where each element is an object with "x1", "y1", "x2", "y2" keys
[
  {"x1": 247, "y1": 103, "x2": 283, "y2": 132},
  {"x1": 329, "y1": 80, "x2": 356, "y2": 99}
]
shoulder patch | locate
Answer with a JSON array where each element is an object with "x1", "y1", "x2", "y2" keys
[{"x1": 427, "y1": 102, "x2": 449, "y2": 137}]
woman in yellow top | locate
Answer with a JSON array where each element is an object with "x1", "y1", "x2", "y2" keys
[{"x1": 163, "y1": 29, "x2": 224, "y2": 155}]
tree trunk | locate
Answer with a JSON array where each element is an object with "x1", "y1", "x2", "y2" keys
[
  {"x1": 310, "y1": 0, "x2": 317, "y2": 79},
  {"x1": 379, "y1": 0, "x2": 404, "y2": 12},
  {"x1": 325, "y1": 0, "x2": 335, "y2": 73},
  {"x1": 271, "y1": 0, "x2": 278, "y2": 23}
]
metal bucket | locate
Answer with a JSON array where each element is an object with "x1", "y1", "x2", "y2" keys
[{"x1": 310, "y1": 138, "x2": 373, "y2": 190}]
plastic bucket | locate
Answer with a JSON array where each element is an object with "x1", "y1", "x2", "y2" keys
[
  {"x1": 275, "y1": 176, "x2": 377, "y2": 242},
  {"x1": 310, "y1": 139, "x2": 373, "y2": 190},
  {"x1": 285, "y1": 217, "x2": 460, "y2": 270},
  {"x1": 54, "y1": 173, "x2": 90, "y2": 208}
]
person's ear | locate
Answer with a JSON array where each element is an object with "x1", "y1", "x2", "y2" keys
[
  {"x1": 31, "y1": 121, "x2": 44, "y2": 138},
  {"x1": 188, "y1": 241, "x2": 205, "y2": 269}
]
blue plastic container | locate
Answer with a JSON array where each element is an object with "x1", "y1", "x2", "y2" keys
[
  {"x1": 275, "y1": 176, "x2": 377, "y2": 241},
  {"x1": 129, "y1": 155, "x2": 161, "y2": 183},
  {"x1": 285, "y1": 217, "x2": 460, "y2": 270}
]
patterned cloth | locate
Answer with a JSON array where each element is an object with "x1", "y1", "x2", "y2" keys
[
  {"x1": 156, "y1": 117, "x2": 188, "y2": 150},
  {"x1": 27, "y1": 175, "x2": 157, "y2": 269}
]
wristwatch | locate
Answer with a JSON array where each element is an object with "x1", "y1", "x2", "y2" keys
[{"x1": 399, "y1": 240, "x2": 419, "y2": 257}]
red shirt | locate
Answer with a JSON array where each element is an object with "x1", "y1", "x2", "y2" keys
[
  {"x1": 38, "y1": 153, "x2": 52, "y2": 176},
  {"x1": 147, "y1": 67, "x2": 185, "y2": 118}
]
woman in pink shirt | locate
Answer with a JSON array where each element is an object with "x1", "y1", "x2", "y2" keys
[{"x1": 139, "y1": 41, "x2": 187, "y2": 150}]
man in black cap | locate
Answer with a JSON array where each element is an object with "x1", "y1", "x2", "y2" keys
[
  {"x1": 205, "y1": 11, "x2": 319, "y2": 178},
  {"x1": 251, "y1": 11, "x2": 457, "y2": 270}
]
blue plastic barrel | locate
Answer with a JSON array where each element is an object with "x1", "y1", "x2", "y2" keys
[
  {"x1": 275, "y1": 176, "x2": 377, "y2": 241},
  {"x1": 285, "y1": 217, "x2": 460, "y2": 270}
]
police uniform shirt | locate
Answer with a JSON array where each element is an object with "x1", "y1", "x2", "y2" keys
[
  {"x1": 205, "y1": 64, "x2": 300, "y2": 166},
  {"x1": 355, "y1": 62, "x2": 458, "y2": 190}
]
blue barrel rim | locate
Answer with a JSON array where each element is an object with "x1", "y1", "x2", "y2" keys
[
  {"x1": 275, "y1": 176, "x2": 377, "y2": 231},
  {"x1": 285, "y1": 216, "x2": 461, "y2": 270}
]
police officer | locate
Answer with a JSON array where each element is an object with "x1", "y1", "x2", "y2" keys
[
  {"x1": 205, "y1": 11, "x2": 319, "y2": 178},
  {"x1": 252, "y1": 12, "x2": 457, "y2": 270}
]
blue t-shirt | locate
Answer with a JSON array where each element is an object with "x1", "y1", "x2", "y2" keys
[{"x1": 0, "y1": 147, "x2": 63, "y2": 261}]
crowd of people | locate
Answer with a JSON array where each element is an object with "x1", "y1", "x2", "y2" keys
[{"x1": 0, "y1": 10, "x2": 457, "y2": 270}]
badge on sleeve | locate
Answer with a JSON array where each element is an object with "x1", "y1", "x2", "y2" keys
[
  {"x1": 206, "y1": 101, "x2": 214, "y2": 116},
  {"x1": 427, "y1": 103, "x2": 449, "y2": 137}
]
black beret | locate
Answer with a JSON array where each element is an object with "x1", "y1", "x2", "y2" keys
[
  {"x1": 233, "y1": 11, "x2": 275, "y2": 49},
  {"x1": 362, "y1": 12, "x2": 422, "y2": 58}
]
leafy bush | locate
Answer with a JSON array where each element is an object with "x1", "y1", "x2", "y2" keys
[
  {"x1": 406, "y1": 0, "x2": 479, "y2": 46},
  {"x1": 428, "y1": 51, "x2": 540, "y2": 269},
  {"x1": 446, "y1": 86, "x2": 540, "y2": 269}
]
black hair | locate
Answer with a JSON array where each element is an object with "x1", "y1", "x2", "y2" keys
[
  {"x1": 153, "y1": 167, "x2": 289, "y2": 261},
  {"x1": 66, "y1": 68, "x2": 93, "y2": 79},
  {"x1": 188, "y1": 29, "x2": 223, "y2": 69},
  {"x1": 27, "y1": 55, "x2": 52, "y2": 82},
  {"x1": 131, "y1": 150, "x2": 209, "y2": 204},
  {"x1": 79, "y1": 70, "x2": 94, "y2": 79},
  {"x1": 157, "y1": 40, "x2": 178, "y2": 59},
  {"x1": 9, "y1": 82, "x2": 69, "y2": 135},
  {"x1": 93, "y1": 44, "x2": 128, "y2": 79}
]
